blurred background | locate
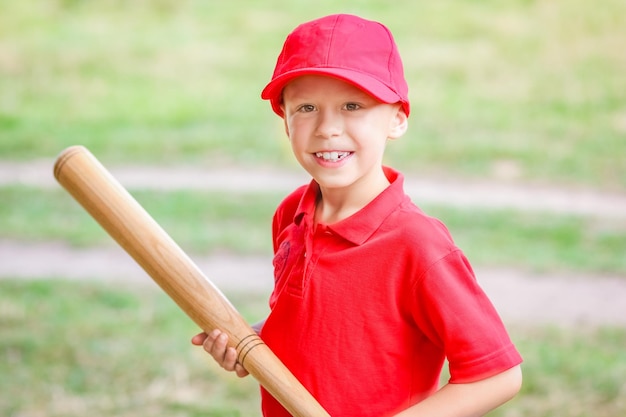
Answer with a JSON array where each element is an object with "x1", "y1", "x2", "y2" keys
[{"x1": 1, "y1": 0, "x2": 625, "y2": 416}]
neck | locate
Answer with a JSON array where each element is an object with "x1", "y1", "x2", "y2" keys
[{"x1": 315, "y1": 169, "x2": 390, "y2": 225}]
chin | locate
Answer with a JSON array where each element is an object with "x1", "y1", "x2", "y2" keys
[{"x1": 312, "y1": 175, "x2": 356, "y2": 191}]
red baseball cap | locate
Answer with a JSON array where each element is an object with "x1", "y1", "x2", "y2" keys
[{"x1": 261, "y1": 14, "x2": 410, "y2": 118}]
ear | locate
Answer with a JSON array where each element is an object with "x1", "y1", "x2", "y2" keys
[{"x1": 388, "y1": 106, "x2": 408, "y2": 140}]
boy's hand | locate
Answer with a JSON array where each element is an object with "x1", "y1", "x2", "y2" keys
[{"x1": 191, "y1": 329, "x2": 250, "y2": 378}]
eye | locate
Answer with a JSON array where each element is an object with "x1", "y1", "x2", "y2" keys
[
  {"x1": 297, "y1": 104, "x2": 316, "y2": 113},
  {"x1": 344, "y1": 102, "x2": 361, "y2": 111}
]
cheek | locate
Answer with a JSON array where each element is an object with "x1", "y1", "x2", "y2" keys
[
  {"x1": 286, "y1": 126, "x2": 307, "y2": 154},
  {"x1": 285, "y1": 119, "x2": 307, "y2": 144},
  {"x1": 351, "y1": 120, "x2": 386, "y2": 143}
]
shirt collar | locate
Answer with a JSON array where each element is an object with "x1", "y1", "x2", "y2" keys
[{"x1": 293, "y1": 167, "x2": 407, "y2": 245}]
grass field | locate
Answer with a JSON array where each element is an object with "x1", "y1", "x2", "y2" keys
[
  {"x1": 1, "y1": 279, "x2": 625, "y2": 417},
  {"x1": 1, "y1": 1, "x2": 625, "y2": 416},
  {"x1": 1, "y1": 0, "x2": 625, "y2": 190}
]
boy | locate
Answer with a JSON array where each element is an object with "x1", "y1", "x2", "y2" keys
[{"x1": 193, "y1": 14, "x2": 522, "y2": 416}]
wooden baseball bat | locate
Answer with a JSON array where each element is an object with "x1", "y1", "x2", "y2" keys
[{"x1": 53, "y1": 145, "x2": 330, "y2": 417}]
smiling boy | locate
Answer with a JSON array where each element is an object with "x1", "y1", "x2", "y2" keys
[{"x1": 193, "y1": 14, "x2": 522, "y2": 416}]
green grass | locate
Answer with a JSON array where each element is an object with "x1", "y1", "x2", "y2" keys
[
  {"x1": 502, "y1": 327, "x2": 626, "y2": 417},
  {"x1": 2, "y1": 186, "x2": 625, "y2": 275},
  {"x1": 0, "y1": 186, "x2": 283, "y2": 253},
  {"x1": 1, "y1": 0, "x2": 625, "y2": 190},
  {"x1": 433, "y1": 205, "x2": 626, "y2": 275},
  {"x1": 1, "y1": 279, "x2": 625, "y2": 417},
  {"x1": 0, "y1": 279, "x2": 266, "y2": 417}
]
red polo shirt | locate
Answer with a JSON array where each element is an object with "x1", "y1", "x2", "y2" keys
[{"x1": 260, "y1": 167, "x2": 522, "y2": 417}]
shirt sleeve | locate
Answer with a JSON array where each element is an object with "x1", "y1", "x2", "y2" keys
[{"x1": 410, "y1": 249, "x2": 523, "y2": 383}]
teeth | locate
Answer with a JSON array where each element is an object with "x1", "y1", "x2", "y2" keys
[{"x1": 315, "y1": 151, "x2": 350, "y2": 162}]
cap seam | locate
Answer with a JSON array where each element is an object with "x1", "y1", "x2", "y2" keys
[{"x1": 324, "y1": 15, "x2": 340, "y2": 65}]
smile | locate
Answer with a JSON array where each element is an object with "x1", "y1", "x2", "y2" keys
[{"x1": 315, "y1": 151, "x2": 352, "y2": 162}]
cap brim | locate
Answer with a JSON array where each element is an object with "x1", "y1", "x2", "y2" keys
[{"x1": 261, "y1": 68, "x2": 406, "y2": 117}]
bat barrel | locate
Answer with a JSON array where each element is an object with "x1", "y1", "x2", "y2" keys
[{"x1": 53, "y1": 145, "x2": 330, "y2": 417}]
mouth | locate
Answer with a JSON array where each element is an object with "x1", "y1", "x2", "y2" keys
[{"x1": 315, "y1": 151, "x2": 352, "y2": 162}]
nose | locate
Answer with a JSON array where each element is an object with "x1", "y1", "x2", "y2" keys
[{"x1": 315, "y1": 109, "x2": 343, "y2": 139}]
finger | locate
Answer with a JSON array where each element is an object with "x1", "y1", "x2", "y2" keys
[
  {"x1": 191, "y1": 332, "x2": 208, "y2": 345},
  {"x1": 204, "y1": 331, "x2": 228, "y2": 362},
  {"x1": 222, "y1": 346, "x2": 239, "y2": 371},
  {"x1": 202, "y1": 329, "x2": 221, "y2": 352},
  {"x1": 235, "y1": 363, "x2": 250, "y2": 378}
]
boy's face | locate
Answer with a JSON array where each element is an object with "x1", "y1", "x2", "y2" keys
[{"x1": 281, "y1": 75, "x2": 407, "y2": 195}]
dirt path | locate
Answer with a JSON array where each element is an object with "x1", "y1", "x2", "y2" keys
[
  {"x1": 3, "y1": 158, "x2": 626, "y2": 218},
  {"x1": 1, "y1": 159, "x2": 625, "y2": 328},
  {"x1": 2, "y1": 239, "x2": 625, "y2": 327}
]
